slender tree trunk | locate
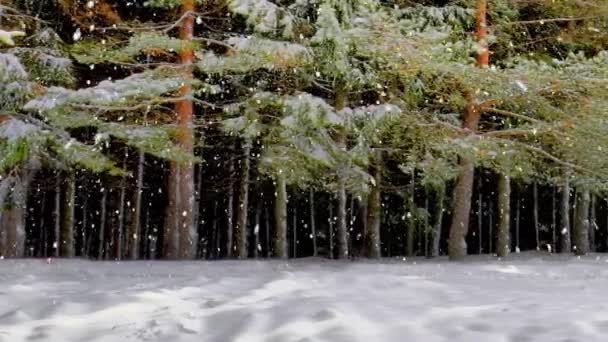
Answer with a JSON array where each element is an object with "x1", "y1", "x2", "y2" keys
[
  {"x1": 560, "y1": 179, "x2": 571, "y2": 253},
  {"x1": 477, "y1": 178, "x2": 482, "y2": 254},
  {"x1": 589, "y1": 194, "x2": 596, "y2": 252},
  {"x1": 292, "y1": 205, "x2": 297, "y2": 258},
  {"x1": 328, "y1": 201, "x2": 334, "y2": 259},
  {"x1": 448, "y1": 0, "x2": 488, "y2": 260},
  {"x1": 533, "y1": 182, "x2": 540, "y2": 250},
  {"x1": 38, "y1": 191, "x2": 47, "y2": 257},
  {"x1": 254, "y1": 200, "x2": 261, "y2": 258},
  {"x1": 366, "y1": 153, "x2": 382, "y2": 258},
  {"x1": 54, "y1": 179, "x2": 61, "y2": 257},
  {"x1": 235, "y1": 141, "x2": 251, "y2": 259},
  {"x1": 127, "y1": 151, "x2": 144, "y2": 259},
  {"x1": 496, "y1": 175, "x2": 511, "y2": 258},
  {"x1": 552, "y1": 187, "x2": 557, "y2": 252},
  {"x1": 488, "y1": 201, "x2": 494, "y2": 254},
  {"x1": 59, "y1": 173, "x2": 76, "y2": 257},
  {"x1": 0, "y1": 175, "x2": 27, "y2": 257},
  {"x1": 165, "y1": 0, "x2": 197, "y2": 259},
  {"x1": 334, "y1": 82, "x2": 349, "y2": 259},
  {"x1": 81, "y1": 190, "x2": 88, "y2": 257},
  {"x1": 226, "y1": 154, "x2": 235, "y2": 258},
  {"x1": 98, "y1": 188, "x2": 107, "y2": 259},
  {"x1": 115, "y1": 165, "x2": 127, "y2": 260},
  {"x1": 431, "y1": 183, "x2": 445, "y2": 258},
  {"x1": 515, "y1": 193, "x2": 520, "y2": 251},
  {"x1": 309, "y1": 189, "x2": 317, "y2": 257},
  {"x1": 265, "y1": 206, "x2": 270, "y2": 258},
  {"x1": 573, "y1": 188, "x2": 590, "y2": 255},
  {"x1": 274, "y1": 175, "x2": 288, "y2": 258},
  {"x1": 406, "y1": 170, "x2": 415, "y2": 257}
]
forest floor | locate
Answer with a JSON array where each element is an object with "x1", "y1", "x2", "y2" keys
[{"x1": 1, "y1": 252, "x2": 608, "y2": 342}]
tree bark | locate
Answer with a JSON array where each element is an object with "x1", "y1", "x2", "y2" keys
[
  {"x1": 235, "y1": 140, "x2": 251, "y2": 259},
  {"x1": 328, "y1": 201, "x2": 334, "y2": 259},
  {"x1": 552, "y1": 187, "x2": 557, "y2": 252},
  {"x1": 165, "y1": 0, "x2": 197, "y2": 259},
  {"x1": 366, "y1": 153, "x2": 382, "y2": 258},
  {"x1": 225, "y1": 153, "x2": 235, "y2": 258},
  {"x1": 98, "y1": 188, "x2": 107, "y2": 260},
  {"x1": 448, "y1": 0, "x2": 488, "y2": 260},
  {"x1": 274, "y1": 175, "x2": 288, "y2": 258},
  {"x1": 496, "y1": 174, "x2": 511, "y2": 258},
  {"x1": 254, "y1": 199, "x2": 261, "y2": 258},
  {"x1": 0, "y1": 174, "x2": 27, "y2": 258},
  {"x1": 59, "y1": 173, "x2": 76, "y2": 258},
  {"x1": 589, "y1": 194, "x2": 596, "y2": 252},
  {"x1": 309, "y1": 189, "x2": 317, "y2": 257},
  {"x1": 127, "y1": 151, "x2": 144, "y2": 259},
  {"x1": 406, "y1": 170, "x2": 415, "y2": 257},
  {"x1": 533, "y1": 182, "x2": 540, "y2": 250},
  {"x1": 430, "y1": 183, "x2": 445, "y2": 258},
  {"x1": 334, "y1": 82, "x2": 349, "y2": 259},
  {"x1": 559, "y1": 179, "x2": 571, "y2": 253},
  {"x1": 54, "y1": 178, "x2": 61, "y2": 257},
  {"x1": 572, "y1": 188, "x2": 590, "y2": 255}
]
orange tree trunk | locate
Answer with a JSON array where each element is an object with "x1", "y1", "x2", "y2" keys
[
  {"x1": 165, "y1": 0, "x2": 197, "y2": 259},
  {"x1": 448, "y1": 0, "x2": 488, "y2": 260}
]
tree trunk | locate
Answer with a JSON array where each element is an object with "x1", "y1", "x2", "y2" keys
[
  {"x1": 589, "y1": 194, "x2": 596, "y2": 252},
  {"x1": 515, "y1": 193, "x2": 520, "y2": 251},
  {"x1": 127, "y1": 151, "x2": 144, "y2": 259},
  {"x1": 54, "y1": 179, "x2": 61, "y2": 257},
  {"x1": 559, "y1": 179, "x2": 571, "y2": 253},
  {"x1": 0, "y1": 175, "x2": 27, "y2": 258},
  {"x1": 309, "y1": 189, "x2": 317, "y2": 257},
  {"x1": 165, "y1": 0, "x2": 197, "y2": 259},
  {"x1": 533, "y1": 182, "x2": 540, "y2": 250},
  {"x1": 477, "y1": 179, "x2": 482, "y2": 254},
  {"x1": 572, "y1": 188, "x2": 590, "y2": 255},
  {"x1": 496, "y1": 174, "x2": 511, "y2": 258},
  {"x1": 292, "y1": 205, "x2": 297, "y2": 258},
  {"x1": 59, "y1": 173, "x2": 76, "y2": 257},
  {"x1": 488, "y1": 201, "x2": 494, "y2": 254},
  {"x1": 448, "y1": 0, "x2": 487, "y2": 260},
  {"x1": 328, "y1": 201, "x2": 334, "y2": 259},
  {"x1": 235, "y1": 141, "x2": 251, "y2": 259},
  {"x1": 431, "y1": 183, "x2": 445, "y2": 258},
  {"x1": 334, "y1": 82, "x2": 349, "y2": 260},
  {"x1": 274, "y1": 175, "x2": 288, "y2": 258},
  {"x1": 98, "y1": 188, "x2": 107, "y2": 260},
  {"x1": 552, "y1": 187, "x2": 557, "y2": 252},
  {"x1": 366, "y1": 153, "x2": 382, "y2": 258},
  {"x1": 115, "y1": 164, "x2": 127, "y2": 260},
  {"x1": 254, "y1": 199, "x2": 261, "y2": 258},
  {"x1": 406, "y1": 170, "x2": 415, "y2": 257},
  {"x1": 265, "y1": 206, "x2": 270, "y2": 258},
  {"x1": 81, "y1": 189, "x2": 88, "y2": 257},
  {"x1": 225, "y1": 153, "x2": 235, "y2": 258}
]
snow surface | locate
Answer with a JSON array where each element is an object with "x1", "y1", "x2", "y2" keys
[{"x1": 1, "y1": 253, "x2": 608, "y2": 342}]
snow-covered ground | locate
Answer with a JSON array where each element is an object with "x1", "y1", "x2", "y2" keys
[{"x1": 1, "y1": 253, "x2": 608, "y2": 342}]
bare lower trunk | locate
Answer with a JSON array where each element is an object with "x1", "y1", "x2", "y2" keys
[
  {"x1": 0, "y1": 175, "x2": 27, "y2": 257},
  {"x1": 477, "y1": 179, "x2": 482, "y2": 254},
  {"x1": 515, "y1": 193, "x2": 520, "y2": 250},
  {"x1": 406, "y1": 170, "x2": 415, "y2": 257},
  {"x1": 254, "y1": 200, "x2": 261, "y2": 258},
  {"x1": 589, "y1": 194, "x2": 596, "y2": 252},
  {"x1": 533, "y1": 183, "x2": 539, "y2": 250},
  {"x1": 448, "y1": 157, "x2": 475, "y2": 259},
  {"x1": 127, "y1": 151, "x2": 144, "y2": 259},
  {"x1": 60, "y1": 173, "x2": 76, "y2": 257},
  {"x1": 235, "y1": 141, "x2": 251, "y2": 259},
  {"x1": 309, "y1": 189, "x2": 317, "y2": 257},
  {"x1": 366, "y1": 153, "x2": 382, "y2": 258},
  {"x1": 559, "y1": 179, "x2": 571, "y2": 253},
  {"x1": 336, "y1": 184, "x2": 348, "y2": 259},
  {"x1": 328, "y1": 201, "x2": 334, "y2": 259},
  {"x1": 115, "y1": 166, "x2": 127, "y2": 260},
  {"x1": 265, "y1": 207, "x2": 270, "y2": 258},
  {"x1": 430, "y1": 183, "x2": 445, "y2": 258},
  {"x1": 274, "y1": 175, "x2": 288, "y2": 258},
  {"x1": 226, "y1": 156, "x2": 235, "y2": 258},
  {"x1": 98, "y1": 188, "x2": 107, "y2": 259},
  {"x1": 292, "y1": 205, "x2": 297, "y2": 258},
  {"x1": 54, "y1": 179, "x2": 61, "y2": 257},
  {"x1": 496, "y1": 174, "x2": 511, "y2": 258},
  {"x1": 572, "y1": 188, "x2": 590, "y2": 255},
  {"x1": 488, "y1": 201, "x2": 494, "y2": 254}
]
